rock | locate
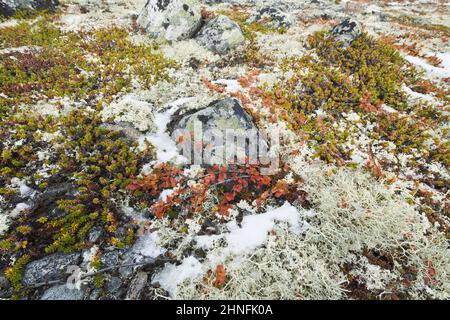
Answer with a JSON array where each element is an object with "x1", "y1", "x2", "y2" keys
[
  {"x1": 22, "y1": 252, "x2": 81, "y2": 286},
  {"x1": 125, "y1": 271, "x2": 148, "y2": 300},
  {"x1": 331, "y1": 18, "x2": 362, "y2": 47},
  {"x1": 137, "y1": 0, "x2": 202, "y2": 42},
  {"x1": 87, "y1": 226, "x2": 103, "y2": 243},
  {"x1": 100, "y1": 250, "x2": 119, "y2": 268},
  {"x1": 0, "y1": 0, "x2": 59, "y2": 17},
  {"x1": 196, "y1": 15, "x2": 245, "y2": 54},
  {"x1": 105, "y1": 276, "x2": 124, "y2": 297},
  {"x1": 247, "y1": 7, "x2": 293, "y2": 29},
  {"x1": 88, "y1": 288, "x2": 102, "y2": 300},
  {"x1": 169, "y1": 98, "x2": 261, "y2": 164},
  {"x1": 41, "y1": 284, "x2": 86, "y2": 300},
  {"x1": 0, "y1": 275, "x2": 10, "y2": 291},
  {"x1": 170, "y1": 97, "x2": 257, "y2": 134}
]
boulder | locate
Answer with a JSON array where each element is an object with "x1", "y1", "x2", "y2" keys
[
  {"x1": 137, "y1": 0, "x2": 202, "y2": 42},
  {"x1": 196, "y1": 15, "x2": 245, "y2": 54},
  {"x1": 331, "y1": 18, "x2": 362, "y2": 47},
  {"x1": 170, "y1": 98, "x2": 257, "y2": 134},
  {"x1": 41, "y1": 284, "x2": 86, "y2": 300},
  {"x1": 0, "y1": 0, "x2": 59, "y2": 17},
  {"x1": 169, "y1": 98, "x2": 261, "y2": 164},
  {"x1": 247, "y1": 7, "x2": 293, "y2": 29},
  {"x1": 22, "y1": 252, "x2": 81, "y2": 286}
]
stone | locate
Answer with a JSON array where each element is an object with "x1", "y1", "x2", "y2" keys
[
  {"x1": 105, "y1": 276, "x2": 123, "y2": 297},
  {"x1": 169, "y1": 98, "x2": 261, "y2": 165},
  {"x1": 137, "y1": 0, "x2": 202, "y2": 42},
  {"x1": 247, "y1": 7, "x2": 293, "y2": 29},
  {"x1": 170, "y1": 97, "x2": 257, "y2": 134},
  {"x1": 125, "y1": 271, "x2": 148, "y2": 300},
  {"x1": 0, "y1": 0, "x2": 59, "y2": 17},
  {"x1": 41, "y1": 284, "x2": 86, "y2": 300},
  {"x1": 196, "y1": 15, "x2": 245, "y2": 54},
  {"x1": 100, "y1": 250, "x2": 119, "y2": 268},
  {"x1": 331, "y1": 18, "x2": 362, "y2": 47},
  {"x1": 22, "y1": 252, "x2": 81, "y2": 286}
]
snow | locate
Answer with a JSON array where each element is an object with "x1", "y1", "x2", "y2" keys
[
  {"x1": 132, "y1": 231, "x2": 166, "y2": 258},
  {"x1": 140, "y1": 97, "x2": 195, "y2": 164},
  {"x1": 405, "y1": 55, "x2": 450, "y2": 79},
  {"x1": 212, "y1": 79, "x2": 242, "y2": 93},
  {"x1": 19, "y1": 182, "x2": 34, "y2": 198},
  {"x1": 402, "y1": 84, "x2": 438, "y2": 104},
  {"x1": 224, "y1": 202, "x2": 307, "y2": 255},
  {"x1": 151, "y1": 256, "x2": 204, "y2": 297},
  {"x1": 158, "y1": 189, "x2": 175, "y2": 202}
]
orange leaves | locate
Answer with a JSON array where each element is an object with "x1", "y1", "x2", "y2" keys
[
  {"x1": 131, "y1": 161, "x2": 306, "y2": 219},
  {"x1": 359, "y1": 90, "x2": 379, "y2": 113},
  {"x1": 214, "y1": 264, "x2": 226, "y2": 288},
  {"x1": 271, "y1": 180, "x2": 289, "y2": 198},
  {"x1": 366, "y1": 151, "x2": 384, "y2": 180},
  {"x1": 202, "y1": 78, "x2": 225, "y2": 93}
]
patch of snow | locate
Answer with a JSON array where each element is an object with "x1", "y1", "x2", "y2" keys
[
  {"x1": 140, "y1": 97, "x2": 195, "y2": 164},
  {"x1": 152, "y1": 256, "x2": 204, "y2": 297},
  {"x1": 0, "y1": 19, "x2": 18, "y2": 28},
  {"x1": 381, "y1": 104, "x2": 398, "y2": 113},
  {"x1": 133, "y1": 232, "x2": 166, "y2": 258},
  {"x1": 212, "y1": 79, "x2": 242, "y2": 93},
  {"x1": 405, "y1": 55, "x2": 450, "y2": 79},
  {"x1": 225, "y1": 202, "x2": 307, "y2": 255}
]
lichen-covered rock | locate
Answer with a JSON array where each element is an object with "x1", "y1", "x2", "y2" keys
[
  {"x1": 170, "y1": 97, "x2": 257, "y2": 134},
  {"x1": 22, "y1": 252, "x2": 81, "y2": 286},
  {"x1": 331, "y1": 18, "x2": 362, "y2": 47},
  {"x1": 196, "y1": 15, "x2": 245, "y2": 54},
  {"x1": 137, "y1": 0, "x2": 202, "y2": 42},
  {"x1": 0, "y1": 0, "x2": 59, "y2": 17},
  {"x1": 247, "y1": 6, "x2": 293, "y2": 29},
  {"x1": 41, "y1": 284, "x2": 86, "y2": 300}
]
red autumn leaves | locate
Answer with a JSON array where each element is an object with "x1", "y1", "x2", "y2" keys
[{"x1": 128, "y1": 162, "x2": 305, "y2": 219}]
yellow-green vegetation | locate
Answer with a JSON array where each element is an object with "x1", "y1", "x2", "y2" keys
[
  {"x1": 0, "y1": 17, "x2": 176, "y2": 113},
  {"x1": 271, "y1": 31, "x2": 449, "y2": 188},
  {"x1": 0, "y1": 17, "x2": 175, "y2": 294},
  {"x1": 0, "y1": 109, "x2": 153, "y2": 256},
  {"x1": 390, "y1": 14, "x2": 450, "y2": 37},
  {"x1": 4, "y1": 254, "x2": 30, "y2": 293}
]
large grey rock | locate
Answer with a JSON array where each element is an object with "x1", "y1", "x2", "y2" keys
[
  {"x1": 331, "y1": 18, "x2": 362, "y2": 47},
  {"x1": 22, "y1": 252, "x2": 81, "y2": 286},
  {"x1": 247, "y1": 7, "x2": 293, "y2": 29},
  {"x1": 137, "y1": 0, "x2": 202, "y2": 42},
  {"x1": 105, "y1": 276, "x2": 124, "y2": 297},
  {"x1": 169, "y1": 98, "x2": 261, "y2": 164},
  {"x1": 170, "y1": 98, "x2": 257, "y2": 134},
  {"x1": 0, "y1": 0, "x2": 59, "y2": 17},
  {"x1": 196, "y1": 15, "x2": 245, "y2": 54},
  {"x1": 41, "y1": 284, "x2": 86, "y2": 300}
]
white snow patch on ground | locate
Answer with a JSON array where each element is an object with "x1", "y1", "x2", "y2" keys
[
  {"x1": 405, "y1": 55, "x2": 450, "y2": 79},
  {"x1": 158, "y1": 189, "x2": 175, "y2": 202},
  {"x1": 133, "y1": 232, "x2": 166, "y2": 258},
  {"x1": 140, "y1": 97, "x2": 194, "y2": 164},
  {"x1": 212, "y1": 79, "x2": 242, "y2": 93},
  {"x1": 152, "y1": 256, "x2": 204, "y2": 297},
  {"x1": 402, "y1": 84, "x2": 438, "y2": 104},
  {"x1": 225, "y1": 202, "x2": 307, "y2": 255}
]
